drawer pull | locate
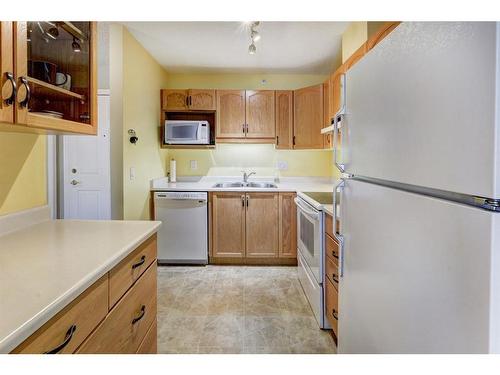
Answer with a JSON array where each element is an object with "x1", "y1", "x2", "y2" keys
[
  {"x1": 44, "y1": 325, "x2": 77, "y2": 354},
  {"x1": 331, "y1": 251, "x2": 339, "y2": 259},
  {"x1": 132, "y1": 305, "x2": 146, "y2": 325},
  {"x1": 332, "y1": 309, "x2": 339, "y2": 321},
  {"x1": 131, "y1": 255, "x2": 146, "y2": 269},
  {"x1": 332, "y1": 273, "x2": 339, "y2": 283}
]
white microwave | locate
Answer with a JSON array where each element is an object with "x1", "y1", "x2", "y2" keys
[{"x1": 164, "y1": 120, "x2": 210, "y2": 144}]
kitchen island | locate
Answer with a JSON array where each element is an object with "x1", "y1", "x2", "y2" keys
[{"x1": 0, "y1": 215, "x2": 161, "y2": 353}]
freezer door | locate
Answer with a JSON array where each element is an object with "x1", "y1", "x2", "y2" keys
[
  {"x1": 343, "y1": 22, "x2": 500, "y2": 199},
  {"x1": 339, "y1": 179, "x2": 495, "y2": 353}
]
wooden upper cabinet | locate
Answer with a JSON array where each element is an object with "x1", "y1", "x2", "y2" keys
[
  {"x1": 0, "y1": 22, "x2": 15, "y2": 124},
  {"x1": 366, "y1": 22, "x2": 400, "y2": 52},
  {"x1": 216, "y1": 90, "x2": 246, "y2": 138},
  {"x1": 275, "y1": 90, "x2": 293, "y2": 149},
  {"x1": 278, "y1": 193, "x2": 296, "y2": 258},
  {"x1": 9, "y1": 21, "x2": 98, "y2": 134},
  {"x1": 245, "y1": 90, "x2": 275, "y2": 138},
  {"x1": 245, "y1": 192, "x2": 279, "y2": 258},
  {"x1": 162, "y1": 89, "x2": 189, "y2": 111},
  {"x1": 211, "y1": 192, "x2": 246, "y2": 258},
  {"x1": 293, "y1": 84, "x2": 324, "y2": 149},
  {"x1": 323, "y1": 79, "x2": 333, "y2": 149},
  {"x1": 331, "y1": 68, "x2": 344, "y2": 117},
  {"x1": 188, "y1": 89, "x2": 216, "y2": 111}
]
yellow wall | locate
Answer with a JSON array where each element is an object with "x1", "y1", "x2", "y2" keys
[
  {"x1": 169, "y1": 145, "x2": 333, "y2": 178},
  {"x1": 164, "y1": 73, "x2": 328, "y2": 90},
  {"x1": 122, "y1": 28, "x2": 169, "y2": 220},
  {"x1": 165, "y1": 72, "x2": 335, "y2": 179},
  {"x1": 342, "y1": 22, "x2": 368, "y2": 63},
  {"x1": 0, "y1": 133, "x2": 46, "y2": 215}
]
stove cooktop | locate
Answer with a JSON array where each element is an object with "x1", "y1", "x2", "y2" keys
[{"x1": 301, "y1": 192, "x2": 334, "y2": 205}]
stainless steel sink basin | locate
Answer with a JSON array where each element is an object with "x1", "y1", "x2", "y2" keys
[
  {"x1": 212, "y1": 182, "x2": 246, "y2": 188},
  {"x1": 246, "y1": 182, "x2": 278, "y2": 188},
  {"x1": 212, "y1": 181, "x2": 278, "y2": 189}
]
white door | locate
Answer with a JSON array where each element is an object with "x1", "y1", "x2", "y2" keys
[
  {"x1": 61, "y1": 93, "x2": 111, "y2": 219},
  {"x1": 344, "y1": 22, "x2": 499, "y2": 198},
  {"x1": 339, "y1": 179, "x2": 496, "y2": 353}
]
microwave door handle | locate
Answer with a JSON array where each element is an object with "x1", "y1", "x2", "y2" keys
[{"x1": 294, "y1": 198, "x2": 320, "y2": 221}]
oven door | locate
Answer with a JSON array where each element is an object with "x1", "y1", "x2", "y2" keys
[
  {"x1": 295, "y1": 197, "x2": 322, "y2": 283},
  {"x1": 165, "y1": 122, "x2": 204, "y2": 144}
]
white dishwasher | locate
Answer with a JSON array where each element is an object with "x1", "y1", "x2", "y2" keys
[{"x1": 154, "y1": 191, "x2": 208, "y2": 264}]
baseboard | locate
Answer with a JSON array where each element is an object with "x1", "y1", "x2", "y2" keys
[{"x1": 209, "y1": 256, "x2": 297, "y2": 266}]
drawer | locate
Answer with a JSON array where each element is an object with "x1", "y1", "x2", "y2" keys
[
  {"x1": 325, "y1": 277, "x2": 339, "y2": 338},
  {"x1": 325, "y1": 212, "x2": 340, "y2": 239},
  {"x1": 325, "y1": 212, "x2": 334, "y2": 238},
  {"x1": 77, "y1": 263, "x2": 157, "y2": 354},
  {"x1": 13, "y1": 275, "x2": 108, "y2": 354},
  {"x1": 325, "y1": 253, "x2": 339, "y2": 290},
  {"x1": 325, "y1": 233, "x2": 340, "y2": 265},
  {"x1": 109, "y1": 234, "x2": 157, "y2": 308},
  {"x1": 137, "y1": 320, "x2": 157, "y2": 354}
]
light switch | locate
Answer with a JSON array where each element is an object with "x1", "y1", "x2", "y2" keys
[
  {"x1": 190, "y1": 160, "x2": 198, "y2": 170},
  {"x1": 130, "y1": 167, "x2": 135, "y2": 180},
  {"x1": 277, "y1": 160, "x2": 288, "y2": 171}
]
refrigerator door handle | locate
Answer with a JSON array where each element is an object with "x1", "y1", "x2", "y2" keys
[
  {"x1": 333, "y1": 73, "x2": 347, "y2": 173},
  {"x1": 333, "y1": 179, "x2": 345, "y2": 277}
]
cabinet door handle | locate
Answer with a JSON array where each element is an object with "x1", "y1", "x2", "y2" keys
[
  {"x1": 131, "y1": 255, "x2": 146, "y2": 269},
  {"x1": 185, "y1": 95, "x2": 189, "y2": 107},
  {"x1": 332, "y1": 309, "x2": 339, "y2": 320},
  {"x1": 242, "y1": 124, "x2": 245, "y2": 134},
  {"x1": 293, "y1": 135, "x2": 296, "y2": 146},
  {"x1": 246, "y1": 195, "x2": 249, "y2": 207},
  {"x1": 241, "y1": 195, "x2": 245, "y2": 207},
  {"x1": 19, "y1": 76, "x2": 31, "y2": 108},
  {"x1": 3, "y1": 72, "x2": 17, "y2": 106},
  {"x1": 276, "y1": 136, "x2": 279, "y2": 145},
  {"x1": 332, "y1": 251, "x2": 339, "y2": 259},
  {"x1": 44, "y1": 325, "x2": 77, "y2": 354},
  {"x1": 189, "y1": 96, "x2": 192, "y2": 106},
  {"x1": 132, "y1": 305, "x2": 146, "y2": 325},
  {"x1": 332, "y1": 273, "x2": 339, "y2": 283}
]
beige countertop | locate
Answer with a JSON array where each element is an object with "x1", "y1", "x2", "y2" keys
[
  {"x1": 150, "y1": 176, "x2": 335, "y2": 193},
  {"x1": 0, "y1": 219, "x2": 161, "y2": 353}
]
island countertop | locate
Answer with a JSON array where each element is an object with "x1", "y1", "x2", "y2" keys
[{"x1": 0, "y1": 219, "x2": 161, "y2": 353}]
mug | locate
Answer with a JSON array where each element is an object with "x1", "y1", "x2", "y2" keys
[{"x1": 55, "y1": 73, "x2": 71, "y2": 90}]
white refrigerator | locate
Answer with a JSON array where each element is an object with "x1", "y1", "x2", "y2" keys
[{"x1": 335, "y1": 22, "x2": 500, "y2": 353}]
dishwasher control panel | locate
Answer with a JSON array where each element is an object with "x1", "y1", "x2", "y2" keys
[{"x1": 154, "y1": 191, "x2": 208, "y2": 200}]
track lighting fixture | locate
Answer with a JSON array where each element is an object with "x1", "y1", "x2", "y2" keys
[{"x1": 248, "y1": 21, "x2": 261, "y2": 55}]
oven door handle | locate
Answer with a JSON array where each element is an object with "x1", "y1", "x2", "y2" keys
[{"x1": 294, "y1": 197, "x2": 320, "y2": 221}]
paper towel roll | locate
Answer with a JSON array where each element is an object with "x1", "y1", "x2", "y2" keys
[{"x1": 170, "y1": 159, "x2": 176, "y2": 183}]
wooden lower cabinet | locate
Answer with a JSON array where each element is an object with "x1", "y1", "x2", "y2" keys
[
  {"x1": 210, "y1": 192, "x2": 296, "y2": 264},
  {"x1": 279, "y1": 193, "x2": 297, "y2": 258},
  {"x1": 137, "y1": 320, "x2": 157, "y2": 354},
  {"x1": 211, "y1": 192, "x2": 246, "y2": 258},
  {"x1": 325, "y1": 277, "x2": 339, "y2": 338},
  {"x1": 77, "y1": 263, "x2": 157, "y2": 354},
  {"x1": 12, "y1": 234, "x2": 158, "y2": 354},
  {"x1": 245, "y1": 193, "x2": 279, "y2": 258}
]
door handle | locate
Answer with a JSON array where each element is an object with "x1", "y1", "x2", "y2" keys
[
  {"x1": 18, "y1": 76, "x2": 31, "y2": 108},
  {"x1": 333, "y1": 179, "x2": 345, "y2": 277},
  {"x1": 333, "y1": 73, "x2": 346, "y2": 173},
  {"x1": 70, "y1": 180, "x2": 80, "y2": 185},
  {"x1": 3, "y1": 72, "x2": 17, "y2": 105}
]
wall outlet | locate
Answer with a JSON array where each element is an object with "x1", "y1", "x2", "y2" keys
[
  {"x1": 190, "y1": 160, "x2": 198, "y2": 170},
  {"x1": 277, "y1": 160, "x2": 288, "y2": 171},
  {"x1": 129, "y1": 167, "x2": 135, "y2": 180}
]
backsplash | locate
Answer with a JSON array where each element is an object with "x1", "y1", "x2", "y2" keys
[{"x1": 167, "y1": 144, "x2": 336, "y2": 178}]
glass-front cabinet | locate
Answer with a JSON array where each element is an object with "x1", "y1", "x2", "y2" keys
[{"x1": 0, "y1": 21, "x2": 97, "y2": 134}]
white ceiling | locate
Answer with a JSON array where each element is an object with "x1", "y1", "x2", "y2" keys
[{"x1": 122, "y1": 22, "x2": 349, "y2": 74}]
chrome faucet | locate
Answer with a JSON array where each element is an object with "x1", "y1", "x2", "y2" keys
[{"x1": 242, "y1": 171, "x2": 256, "y2": 183}]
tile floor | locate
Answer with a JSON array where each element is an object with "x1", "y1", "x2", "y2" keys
[{"x1": 157, "y1": 265, "x2": 336, "y2": 354}]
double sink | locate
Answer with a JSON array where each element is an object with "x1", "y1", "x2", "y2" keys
[{"x1": 212, "y1": 181, "x2": 278, "y2": 189}]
